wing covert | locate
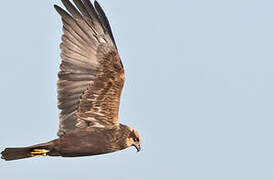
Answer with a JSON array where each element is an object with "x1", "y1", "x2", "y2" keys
[{"x1": 55, "y1": 0, "x2": 124, "y2": 136}]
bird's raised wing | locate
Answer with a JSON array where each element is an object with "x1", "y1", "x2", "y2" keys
[{"x1": 55, "y1": 0, "x2": 125, "y2": 136}]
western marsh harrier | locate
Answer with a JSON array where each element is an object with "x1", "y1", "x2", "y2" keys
[{"x1": 1, "y1": 0, "x2": 141, "y2": 161}]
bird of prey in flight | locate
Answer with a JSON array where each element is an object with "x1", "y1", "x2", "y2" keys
[{"x1": 1, "y1": 0, "x2": 141, "y2": 161}]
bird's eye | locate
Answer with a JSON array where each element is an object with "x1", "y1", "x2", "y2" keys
[{"x1": 134, "y1": 137, "x2": 139, "y2": 142}]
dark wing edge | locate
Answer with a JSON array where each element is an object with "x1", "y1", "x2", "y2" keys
[
  {"x1": 54, "y1": 0, "x2": 124, "y2": 136},
  {"x1": 94, "y1": 0, "x2": 117, "y2": 48}
]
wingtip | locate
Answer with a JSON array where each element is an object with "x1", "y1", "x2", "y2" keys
[
  {"x1": 54, "y1": 4, "x2": 60, "y2": 10},
  {"x1": 54, "y1": 4, "x2": 64, "y2": 15},
  {"x1": 94, "y1": 0, "x2": 99, "y2": 6},
  {"x1": 94, "y1": 0, "x2": 103, "y2": 15}
]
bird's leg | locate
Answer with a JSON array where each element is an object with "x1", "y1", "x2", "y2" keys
[{"x1": 30, "y1": 149, "x2": 50, "y2": 157}]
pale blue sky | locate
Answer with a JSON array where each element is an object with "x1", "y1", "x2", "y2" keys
[{"x1": 1, "y1": 0, "x2": 274, "y2": 179}]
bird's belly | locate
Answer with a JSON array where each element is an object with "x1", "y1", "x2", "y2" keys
[{"x1": 55, "y1": 132, "x2": 117, "y2": 157}]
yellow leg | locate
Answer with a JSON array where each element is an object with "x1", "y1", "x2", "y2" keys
[{"x1": 30, "y1": 149, "x2": 50, "y2": 157}]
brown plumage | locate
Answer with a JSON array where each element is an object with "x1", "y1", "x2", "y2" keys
[{"x1": 1, "y1": 0, "x2": 141, "y2": 161}]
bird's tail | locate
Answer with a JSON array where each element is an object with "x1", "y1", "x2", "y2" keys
[{"x1": 1, "y1": 142, "x2": 54, "y2": 161}]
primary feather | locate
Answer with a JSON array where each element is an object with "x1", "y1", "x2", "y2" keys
[
  {"x1": 55, "y1": 0, "x2": 124, "y2": 136},
  {"x1": 1, "y1": 0, "x2": 142, "y2": 161}
]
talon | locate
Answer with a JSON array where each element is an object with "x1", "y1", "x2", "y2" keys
[{"x1": 30, "y1": 149, "x2": 50, "y2": 157}]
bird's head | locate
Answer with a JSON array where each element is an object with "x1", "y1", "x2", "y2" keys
[{"x1": 126, "y1": 127, "x2": 141, "y2": 152}]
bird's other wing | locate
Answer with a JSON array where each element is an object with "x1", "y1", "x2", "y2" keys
[{"x1": 55, "y1": 0, "x2": 125, "y2": 136}]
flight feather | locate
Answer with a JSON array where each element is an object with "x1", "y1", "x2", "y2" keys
[{"x1": 54, "y1": 0, "x2": 124, "y2": 136}]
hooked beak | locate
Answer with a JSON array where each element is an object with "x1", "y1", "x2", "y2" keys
[{"x1": 133, "y1": 142, "x2": 141, "y2": 152}]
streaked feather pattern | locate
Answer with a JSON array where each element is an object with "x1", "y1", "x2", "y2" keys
[
  {"x1": 1, "y1": 1, "x2": 142, "y2": 161},
  {"x1": 55, "y1": 0, "x2": 124, "y2": 136}
]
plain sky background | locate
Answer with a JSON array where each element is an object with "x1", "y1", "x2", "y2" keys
[{"x1": 0, "y1": 0, "x2": 274, "y2": 179}]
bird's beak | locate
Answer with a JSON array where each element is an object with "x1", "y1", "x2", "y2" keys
[{"x1": 133, "y1": 142, "x2": 141, "y2": 152}]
